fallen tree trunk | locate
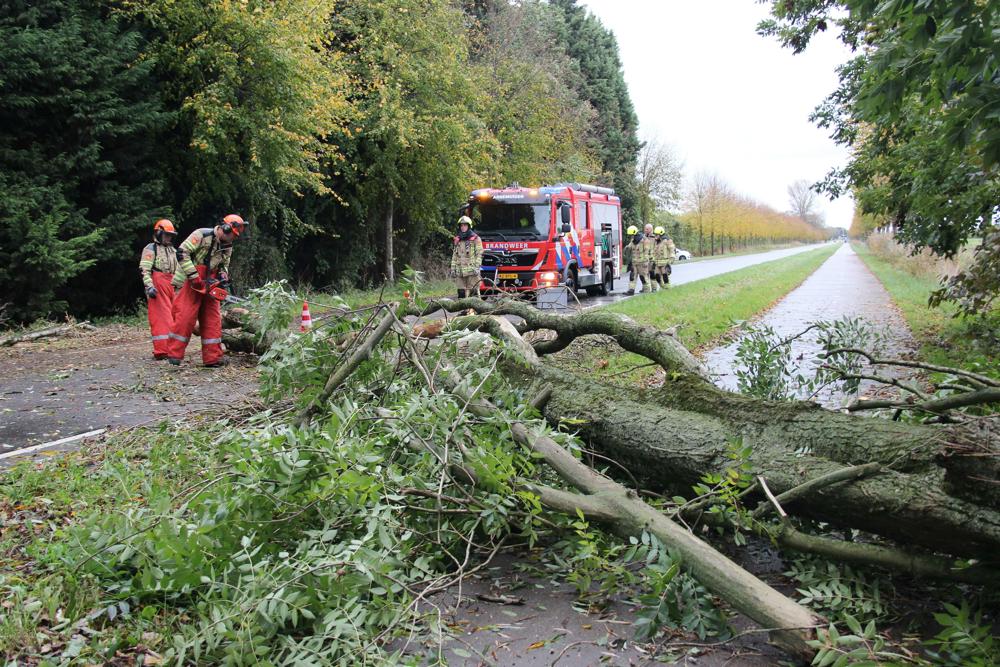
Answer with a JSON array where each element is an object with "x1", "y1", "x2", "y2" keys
[
  {"x1": 413, "y1": 299, "x2": 1000, "y2": 565},
  {"x1": 438, "y1": 360, "x2": 822, "y2": 660},
  {"x1": 229, "y1": 297, "x2": 1000, "y2": 564},
  {"x1": 227, "y1": 294, "x2": 1000, "y2": 662}
]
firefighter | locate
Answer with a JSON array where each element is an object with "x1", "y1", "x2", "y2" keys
[
  {"x1": 624, "y1": 225, "x2": 641, "y2": 295},
  {"x1": 166, "y1": 214, "x2": 249, "y2": 367},
  {"x1": 634, "y1": 223, "x2": 657, "y2": 293},
  {"x1": 652, "y1": 225, "x2": 675, "y2": 289},
  {"x1": 450, "y1": 215, "x2": 483, "y2": 299},
  {"x1": 139, "y1": 219, "x2": 179, "y2": 359}
]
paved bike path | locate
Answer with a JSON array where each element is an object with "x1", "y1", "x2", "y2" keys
[{"x1": 702, "y1": 243, "x2": 916, "y2": 405}]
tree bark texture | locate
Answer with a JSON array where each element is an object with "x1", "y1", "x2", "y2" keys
[
  {"x1": 229, "y1": 297, "x2": 1000, "y2": 566},
  {"x1": 423, "y1": 298, "x2": 1000, "y2": 564},
  {"x1": 384, "y1": 198, "x2": 395, "y2": 283}
]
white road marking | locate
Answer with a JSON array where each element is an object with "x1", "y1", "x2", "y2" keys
[{"x1": 0, "y1": 428, "x2": 106, "y2": 461}]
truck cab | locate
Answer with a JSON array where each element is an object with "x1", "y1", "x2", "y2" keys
[{"x1": 466, "y1": 183, "x2": 622, "y2": 296}]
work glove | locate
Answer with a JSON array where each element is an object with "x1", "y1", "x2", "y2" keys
[
  {"x1": 190, "y1": 276, "x2": 205, "y2": 292},
  {"x1": 146, "y1": 286, "x2": 158, "y2": 299},
  {"x1": 216, "y1": 271, "x2": 231, "y2": 289}
]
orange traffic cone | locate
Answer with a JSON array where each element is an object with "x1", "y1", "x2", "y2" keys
[{"x1": 300, "y1": 301, "x2": 313, "y2": 332}]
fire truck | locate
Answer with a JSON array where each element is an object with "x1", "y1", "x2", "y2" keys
[{"x1": 465, "y1": 182, "x2": 623, "y2": 296}]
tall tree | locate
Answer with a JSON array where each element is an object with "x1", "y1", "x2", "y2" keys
[
  {"x1": 636, "y1": 139, "x2": 683, "y2": 225},
  {"x1": 760, "y1": 0, "x2": 1000, "y2": 312},
  {"x1": 329, "y1": 0, "x2": 492, "y2": 283},
  {"x1": 786, "y1": 179, "x2": 824, "y2": 227},
  {"x1": 684, "y1": 172, "x2": 731, "y2": 255},
  {"x1": 0, "y1": 0, "x2": 170, "y2": 321},
  {"x1": 134, "y1": 0, "x2": 350, "y2": 285},
  {"x1": 682, "y1": 173, "x2": 825, "y2": 254},
  {"x1": 470, "y1": 0, "x2": 600, "y2": 186},
  {"x1": 550, "y1": 0, "x2": 642, "y2": 220}
]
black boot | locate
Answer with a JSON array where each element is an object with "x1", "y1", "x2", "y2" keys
[{"x1": 457, "y1": 289, "x2": 467, "y2": 299}]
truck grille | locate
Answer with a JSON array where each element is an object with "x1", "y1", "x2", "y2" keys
[{"x1": 482, "y1": 250, "x2": 538, "y2": 268}]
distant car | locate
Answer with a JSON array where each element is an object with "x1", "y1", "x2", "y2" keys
[{"x1": 674, "y1": 248, "x2": 692, "y2": 261}]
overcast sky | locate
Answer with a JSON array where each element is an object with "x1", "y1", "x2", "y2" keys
[{"x1": 580, "y1": 0, "x2": 856, "y2": 229}]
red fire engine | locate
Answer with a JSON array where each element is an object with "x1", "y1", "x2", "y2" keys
[{"x1": 465, "y1": 182, "x2": 623, "y2": 295}]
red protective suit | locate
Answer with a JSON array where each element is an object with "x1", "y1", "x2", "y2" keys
[
  {"x1": 167, "y1": 265, "x2": 223, "y2": 366},
  {"x1": 147, "y1": 271, "x2": 176, "y2": 359}
]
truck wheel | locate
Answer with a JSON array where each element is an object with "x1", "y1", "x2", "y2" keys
[
  {"x1": 600, "y1": 268, "x2": 612, "y2": 296},
  {"x1": 564, "y1": 268, "x2": 578, "y2": 294},
  {"x1": 587, "y1": 268, "x2": 612, "y2": 296}
]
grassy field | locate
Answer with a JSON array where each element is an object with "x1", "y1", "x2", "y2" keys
[
  {"x1": 852, "y1": 241, "x2": 998, "y2": 376},
  {"x1": 550, "y1": 243, "x2": 840, "y2": 384}
]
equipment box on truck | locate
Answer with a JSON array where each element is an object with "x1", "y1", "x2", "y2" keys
[{"x1": 465, "y1": 183, "x2": 623, "y2": 296}]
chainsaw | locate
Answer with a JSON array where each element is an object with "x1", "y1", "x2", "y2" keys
[{"x1": 194, "y1": 279, "x2": 248, "y2": 305}]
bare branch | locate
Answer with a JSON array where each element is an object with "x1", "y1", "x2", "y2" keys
[{"x1": 824, "y1": 347, "x2": 999, "y2": 388}]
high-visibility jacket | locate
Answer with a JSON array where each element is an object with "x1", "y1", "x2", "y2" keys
[
  {"x1": 139, "y1": 241, "x2": 179, "y2": 289},
  {"x1": 175, "y1": 228, "x2": 233, "y2": 284},
  {"x1": 140, "y1": 240, "x2": 178, "y2": 358},
  {"x1": 451, "y1": 233, "x2": 483, "y2": 277},
  {"x1": 636, "y1": 235, "x2": 657, "y2": 265},
  {"x1": 653, "y1": 238, "x2": 675, "y2": 267}
]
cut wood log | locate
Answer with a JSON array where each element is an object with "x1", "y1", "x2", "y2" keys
[{"x1": 0, "y1": 321, "x2": 93, "y2": 347}]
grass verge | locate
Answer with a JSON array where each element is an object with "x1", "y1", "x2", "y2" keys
[
  {"x1": 551, "y1": 243, "x2": 840, "y2": 384},
  {"x1": 679, "y1": 241, "x2": 816, "y2": 264},
  {"x1": 852, "y1": 242, "x2": 999, "y2": 376},
  {"x1": 0, "y1": 429, "x2": 216, "y2": 662}
]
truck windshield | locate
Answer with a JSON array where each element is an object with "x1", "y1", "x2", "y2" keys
[{"x1": 474, "y1": 203, "x2": 551, "y2": 240}]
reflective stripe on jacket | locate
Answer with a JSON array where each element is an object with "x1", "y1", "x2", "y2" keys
[
  {"x1": 176, "y1": 228, "x2": 232, "y2": 281},
  {"x1": 139, "y1": 242, "x2": 179, "y2": 289},
  {"x1": 636, "y1": 235, "x2": 657, "y2": 264},
  {"x1": 653, "y1": 239, "x2": 674, "y2": 266},
  {"x1": 450, "y1": 233, "x2": 483, "y2": 277}
]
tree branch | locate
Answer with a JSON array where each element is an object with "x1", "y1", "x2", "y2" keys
[
  {"x1": 824, "y1": 348, "x2": 999, "y2": 388},
  {"x1": 848, "y1": 388, "x2": 1000, "y2": 414},
  {"x1": 401, "y1": 297, "x2": 707, "y2": 379},
  {"x1": 297, "y1": 307, "x2": 398, "y2": 426},
  {"x1": 752, "y1": 463, "x2": 881, "y2": 519},
  {"x1": 777, "y1": 524, "x2": 1000, "y2": 586}
]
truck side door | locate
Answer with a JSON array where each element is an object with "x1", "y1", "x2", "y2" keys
[{"x1": 575, "y1": 201, "x2": 595, "y2": 271}]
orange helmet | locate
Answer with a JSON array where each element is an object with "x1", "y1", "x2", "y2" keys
[
  {"x1": 153, "y1": 219, "x2": 176, "y2": 234},
  {"x1": 221, "y1": 214, "x2": 248, "y2": 236},
  {"x1": 153, "y1": 219, "x2": 176, "y2": 243}
]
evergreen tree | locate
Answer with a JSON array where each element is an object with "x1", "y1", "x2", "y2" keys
[
  {"x1": 550, "y1": 0, "x2": 641, "y2": 221},
  {"x1": 0, "y1": 0, "x2": 170, "y2": 321}
]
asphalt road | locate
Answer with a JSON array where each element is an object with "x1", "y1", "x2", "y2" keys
[{"x1": 0, "y1": 244, "x2": 830, "y2": 463}]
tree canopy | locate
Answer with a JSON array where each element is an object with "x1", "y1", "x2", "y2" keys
[
  {"x1": 1, "y1": 0, "x2": 638, "y2": 322},
  {"x1": 0, "y1": 0, "x2": 170, "y2": 320},
  {"x1": 761, "y1": 0, "x2": 1000, "y2": 315},
  {"x1": 760, "y1": 0, "x2": 999, "y2": 314}
]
